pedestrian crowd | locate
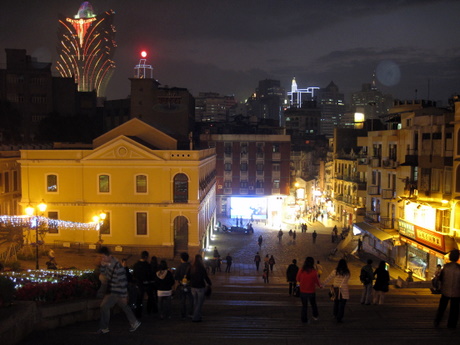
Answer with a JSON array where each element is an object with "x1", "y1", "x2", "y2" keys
[{"x1": 95, "y1": 247, "x2": 213, "y2": 334}]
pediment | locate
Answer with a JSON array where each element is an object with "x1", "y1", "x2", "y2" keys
[{"x1": 83, "y1": 137, "x2": 164, "y2": 161}]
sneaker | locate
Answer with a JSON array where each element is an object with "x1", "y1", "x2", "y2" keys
[
  {"x1": 130, "y1": 321, "x2": 141, "y2": 332},
  {"x1": 97, "y1": 328, "x2": 110, "y2": 334}
]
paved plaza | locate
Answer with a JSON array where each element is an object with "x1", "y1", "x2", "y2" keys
[{"x1": 15, "y1": 218, "x2": 458, "y2": 344}]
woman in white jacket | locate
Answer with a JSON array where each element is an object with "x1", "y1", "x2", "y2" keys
[{"x1": 323, "y1": 259, "x2": 351, "y2": 323}]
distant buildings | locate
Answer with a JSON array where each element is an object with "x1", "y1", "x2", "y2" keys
[
  {"x1": 56, "y1": 2, "x2": 116, "y2": 98},
  {"x1": 200, "y1": 131, "x2": 290, "y2": 226},
  {"x1": 195, "y1": 92, "x2": 237, "y2": 122},
  {"x1": 351, "y1": 75, "x2": 393, "y2": 121},
  {"x1": 316, "y1": 81, "x2": 345, "y2": 138},
  {"x1": 247, "y1": 79, "x2": 286, "y2": 126},
  {"x1": 0, "y1": 49, "x2": 99, "y2": 142}
]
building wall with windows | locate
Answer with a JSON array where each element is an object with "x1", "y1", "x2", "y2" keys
[
  {"x1": 0, "y1": 151, "x2": 21, "y2": 216},
  {"x1": 200, "y1": 133, "x2": 290, "y2": 223},
  {"x1": 19, "y1": 119, "x2": 216, "y2": 258}
]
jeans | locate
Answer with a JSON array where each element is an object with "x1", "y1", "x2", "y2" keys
[
  {"x1": 100, "y1": 294, "x2": 137, "y2": 330},
  {"x1": 333, "y1": 298, "x2": 347, "y2": 322},
  {"x1": 360, "y1": 284, "x2": 373, "y2": 304},
  {"x1": 135, "y1": 283, "x2": 156, "y2": 317},
  {"x1": 191, "y1": 287, "x2": 206, "y2": 321},
  {"x1": 288, "y1": 282, "x2": 296, "y2": 295},
  {"x1": 435, "y1": 295, "x2": 460, "y2": 328},
  {"x1": 157, "y1": 295, "x2": 172, "y2": 319},
  {"x1": 300, "y1": 292, "x2": 319, "y2": 322},
  {"x1": 178, "y1": 287, "x2": 194, "y2": 318}
]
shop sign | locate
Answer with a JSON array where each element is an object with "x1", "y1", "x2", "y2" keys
[
  {"x1": 398, "y1": 220, "x2": 415, "y2": 239},
  {"x1": 415, "y1": 227, "x2": 444, "y2": 252}
]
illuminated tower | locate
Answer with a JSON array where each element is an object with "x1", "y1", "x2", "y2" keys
[{"x1": 56, "y1": 1, "x2": 116, "y2": 97}]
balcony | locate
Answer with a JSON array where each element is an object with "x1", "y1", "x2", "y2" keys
[
  {"x1": 365, "y1": 210, "x2": 380, "y2": 223},
  {"x1": 223, "y1": 188, "x2": 232, "y2": 194},
  {"x1": 382, "y1": 159, "x2": 398, "y2": 169},
  {"x1": 239, "y1": 188, "x2": 248, "y2": 195},
  {"x1": 370, "y1": 157, "x2": 381, "y2": 168},
  {"x1": 256, "y1": 188, "x2": 265, "y2": 195},
  {"x1": 368, "y1": 185, "x2": 380, "y2": 195},
  {"x1": 380, "y1": 217, "x2": 394, "y2": 229},
  {"x1": 382, "y1": 189, "x2": 396, "y2": 199}
]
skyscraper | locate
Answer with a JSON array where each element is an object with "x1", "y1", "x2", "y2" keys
[{"x1": 56, "y1": 1, "x2": 116, "y2": 98}]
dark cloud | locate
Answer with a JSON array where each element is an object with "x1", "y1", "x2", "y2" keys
[{"x1": 1, "y1": 0, "x2": 459, "y2": 104}]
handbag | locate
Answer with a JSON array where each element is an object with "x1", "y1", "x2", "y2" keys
[
  {"x1": 293, "y1": 285, "x2": 300, "y2": 297},
  {"x1": 328, "y1": 286, "x2": 336, "y2": 300},
  {"x1": 205, "y1": 285, "x2": 212, "y2": 297}
]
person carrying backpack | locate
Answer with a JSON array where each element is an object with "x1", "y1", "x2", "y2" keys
[{"x1": 360, "y1": 259, "x2": 374, "y2": 305}]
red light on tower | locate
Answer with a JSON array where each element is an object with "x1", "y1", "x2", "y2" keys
[{"x1": 141, "y1": 50, "x2": 147, "y2": 58}]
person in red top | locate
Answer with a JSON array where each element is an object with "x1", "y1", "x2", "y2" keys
[{"x1": 296, "y1": 256, "x2": 322, "y2": 323}]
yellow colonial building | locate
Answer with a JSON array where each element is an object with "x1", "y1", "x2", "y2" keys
[{"x1": 19, "y1": 119, "x2": 217, "y2": 258}]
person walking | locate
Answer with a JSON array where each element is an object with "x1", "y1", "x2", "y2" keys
[
  {"x1": 268, "y1": 255, "x2": 276, "y2": 272},
  {"x1": 431, "y1": 264, "x2": 442, "y2": 294},
  {"x1": 132, "y1": 250, "x2": 156, "y2": 318},
  {"x1": 96, "y1": 246, "x2": 141, "y2": 334},
  {"x1": 286, "y1": 259, "x2": 299, "y2": 296},
  {"x1": 188, "y1": 254, "x2": 212, "y2": 322},
  {"x1": 174, "y1": 252, "x2": 193, "y2": 319},
  {"x1": 296, "y1": 257, "x2": 321, "y2": 323},
  {"x1": 263, "y1": 267, "x2": 269, "y2": 283},
  {"x1": 293, "y1": 230, "x2": 297, "y2": 241},
  {"x1": 278, "y1": 229, "x2": 284, "y2": 243},
  {"x1": 312, "y1": 230, "x2": 317, "y2": 244},
  {"x1": 372, "y1": 260, "x2": 390, "y2": 305},
  {"x1": 323, "y1": 259, "x2": 351, "y2": 323},
  {"x1": 315, "y1": 260, "x2": 324, "y2": 278},
  {"x1": 254, "y1": 252, "x2": 261, "y2": 271},
  {"x1": 434, "y1": 249, "x2": 460, "y2": 329},
  {"x1": 258, "y1": 235, "x2": 263, "y2": 248},
  {"x1": 264, "y1": 254, "x2": 270, "y2": 269},
  {"x1": 155, "y1": 260, "x2": 175, "y2": 320},
  {"x1": 359, "y1": 259, "x2": 374, "y2": 305},
  {"x1": 225, "y1": 253, "x2": 233, "y2": 273}
]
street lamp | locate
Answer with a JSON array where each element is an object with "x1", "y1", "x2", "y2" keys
[
  {"x1": 25, "y1": 200, "x2": 47, "y2": 270},
  {"x1": 93, "y1": 212, "x2": 107, "y2": 244}
]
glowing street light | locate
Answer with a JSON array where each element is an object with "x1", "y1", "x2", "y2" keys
[{"x1": 25, "y1": 200, "x2": 47, "y2": 270}]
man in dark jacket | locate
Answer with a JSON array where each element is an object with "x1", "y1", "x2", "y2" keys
[
  {"x1": 133, "y1": 250, "x2": 155, "y2": 318},
  {"x1": 286, "y1": 259, "x2": 299, "y2": 296},
  {"x1": 174, "y1": 252, "x2": 194, "y2": 319},
  {"x1": 360, "y1": 259, "x2": 374, "y2": 305},
  {"x1": 434, "y1": 249, "x2": 460, "y2": 329}
]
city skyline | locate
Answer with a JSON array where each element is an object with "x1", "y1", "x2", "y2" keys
[{"x1": 1, "y1": 0, "x2": 459, "y2": 103}]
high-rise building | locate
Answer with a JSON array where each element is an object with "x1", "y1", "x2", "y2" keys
[
  {"x1": 316, "y1": 81, "x2": 345, "y2": 138},
  {"x1": 56, "y1": 1, "x2": 116, "y2": 98},
  {"x1": 247, "y1": 79, "x2": 285, "y2": 126},
  {"x1": 351, "y1": 74, "x2": 393, "y2": 121}
]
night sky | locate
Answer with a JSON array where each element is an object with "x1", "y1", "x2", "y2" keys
[{"x1": 1, "y1": 0, "x2": 459, "y2": 104}]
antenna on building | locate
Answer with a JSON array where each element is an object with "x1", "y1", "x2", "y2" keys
[{"x1": 134, "y1": 50, "x2": 153, "y2": 79}]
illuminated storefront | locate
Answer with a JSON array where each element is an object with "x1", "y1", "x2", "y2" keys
[{"x1": 398, "y1": 219, "x2": 454, "y2": 280}]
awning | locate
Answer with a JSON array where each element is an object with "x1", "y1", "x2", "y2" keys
[{"x1": 354, "y1": 222, "x2": 396, "y2": 241}]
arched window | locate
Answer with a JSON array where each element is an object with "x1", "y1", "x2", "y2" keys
[{"x1": 174, "y1": 173, "x2": 188, "y2": 203}]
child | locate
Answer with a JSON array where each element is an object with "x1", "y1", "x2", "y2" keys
[{"x1": 263, "y1": 267, "x2": 269, "y2": 283}]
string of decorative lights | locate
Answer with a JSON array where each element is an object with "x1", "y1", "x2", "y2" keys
[{"x1": 0, "y1": 215, "x2": 99, "y2": 231}]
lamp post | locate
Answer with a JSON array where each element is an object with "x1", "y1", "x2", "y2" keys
[
  {"x1": 25, "y1": 200, "x2": 47, "y2": 270},
  {"x1": 93, "y1": 212, "x2": 107, "y2": 245}
]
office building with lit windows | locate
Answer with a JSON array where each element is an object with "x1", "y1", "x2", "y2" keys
[
  {"x1": 56, "y1": 2, "x2": 116, "y2": 97},
  {"x1": 200, "y1": 132, "x2": 291, "y2": 227}
]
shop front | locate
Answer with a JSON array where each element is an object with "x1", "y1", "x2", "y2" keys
[{"x1": 398, "y1": 219, "x2": 455, "y2": 280}]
